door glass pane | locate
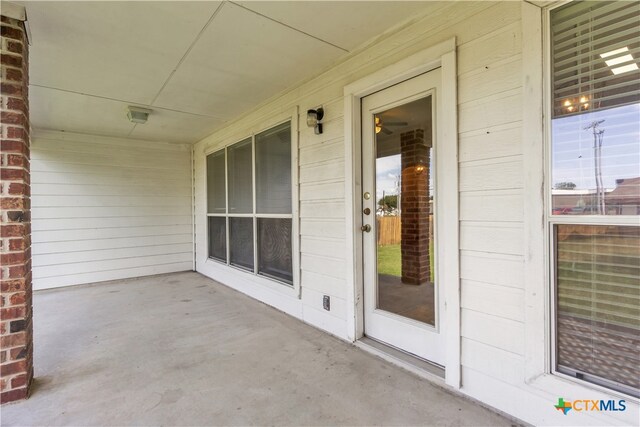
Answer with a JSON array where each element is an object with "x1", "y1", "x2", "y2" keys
[
  {"x1": 555, "y1": 224, "x2": 640, "y2": 397},
  {"x1": 208, "y1": 217, "x2": 226, "y2": 262},
  {"x1": 229, "y1": 217, "x2": 254, "y2": 271},
  {"x1": 258, "y1": 218, "x2": 292, "y2": 284},
  {"x1": 228, "y1": 138, "x2": 253, "y2": 214},
  {"x1": 375, "y1": 96, "x2": 435, "y2": 325},
  {"x1": 207, "y1": 150, "x2": 226, "y2": 214},
  {"x1": 256, "y1": 122, "x2": 292, "y2": 214}
]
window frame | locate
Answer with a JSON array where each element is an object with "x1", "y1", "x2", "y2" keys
[
  {"x1": 204, "y1": 110, "x2": 300, "y2": 294},
  {"x1": 544, "y1": 0, "x2": 640, "y2": 399}
]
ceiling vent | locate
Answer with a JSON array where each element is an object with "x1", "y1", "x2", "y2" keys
[{"x1": 127, "y1": 106, "x2": 152, "y2": 124}]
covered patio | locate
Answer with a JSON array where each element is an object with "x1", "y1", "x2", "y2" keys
[
  {"x1": 1, "y1": 0, "x2": 639, "y2": 425},
  {"x1": 1, "y1": 272, "x2": 510, "y2": 426}
]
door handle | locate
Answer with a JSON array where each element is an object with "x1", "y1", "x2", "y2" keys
[{"x1": 361, "y1": 224, "x2": 371, "y2": 233}]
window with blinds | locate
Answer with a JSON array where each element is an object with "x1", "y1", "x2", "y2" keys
[
  {"x1": 555, "y1": 225, "x2": 639, "y2": 396},
  {"x1": 552, "y1": 1, "x2": 640, "y2": 117},
  {"x1": 550, "y1": 0, "x2": 640, "y2": 215},
  {"x1": 550, "y1": 0, "x2": 640, "y2": 398}
]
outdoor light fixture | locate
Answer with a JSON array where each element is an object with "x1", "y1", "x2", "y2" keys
[
  {"x1": 307, "y1": 107, "x2": 324, "y2": 135},
  {"x1": 127, "y1": 106, "x2": 152, "y2": 124}
]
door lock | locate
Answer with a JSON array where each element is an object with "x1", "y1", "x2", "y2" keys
[
  {"x1": 363, "y1": 208, "x2": 371, "y2": 215},
  {"x1": 361, "y1": 224, "x2": 371, "y2": 232}
]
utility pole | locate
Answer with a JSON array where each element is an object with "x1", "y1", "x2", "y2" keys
[{"x1": 584, "y1": 120, "x2": 605, "y2": 215}]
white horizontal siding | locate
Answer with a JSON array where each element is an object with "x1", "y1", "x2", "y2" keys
[
  {"x1": 31, "y1": 131, "x2": 193, "y2": 290},
  {"x1": 191, "y1": 0, "x2": 529, "y2": 350},
  {"x1": 460, "y1": 190, "x2": 523, "y2": 223},
  {"x1": 460, "y1": 251, "x2": 523, "y2": 289},
  {"x1": 461, "y1": 280, "x2": 525, "y2": 322},
  {"x1": 457, "y1": 11, "x2": 527, "y2": 390},
  {"x1": 461, "y1": 308, "x2": 524, "y2": 356},
  {"x1": 460, "y1": 338, "x2": 524, "y2": 386},
  {"x1": 187, "y1": 4, "x2": 640, "y2": 424}
]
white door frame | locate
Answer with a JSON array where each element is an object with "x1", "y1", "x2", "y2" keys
[{"x1": 343, "y1": 37, "x2": 461, "y2": 388}]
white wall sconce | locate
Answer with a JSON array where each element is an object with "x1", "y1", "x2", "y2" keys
[
  {"x1": 306, "y1": 107, "x2": 324, "y2": 135},
  {"x1": 127, "y1": 106, "x2": 152, "y2": 124}
]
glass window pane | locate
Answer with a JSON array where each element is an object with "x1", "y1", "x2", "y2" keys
[
  {"x1": 256, "y1": 122, "x2": 292, "y2": 214},
  {"x1": 229, "y1": 217, "x2": 254, "y2": 271},
  {"x1": 206, "y1": 150, "x2": 226, "y2": 214},
  {"x1": 258, "y1": 218, "x2": 292, "y2": 284},
  {"x1": 555, "y1": 224, "x2": 640, "y2": 397},
  {"x1": 228, "y1": 138, "x2": 253, "y2": 214},
  {"x1": 551, "y1": 1, "x2": 640, "y2": 118},
  {"x1": 550, "y1": 1, "x2": 640, "y2": 216},
  {"x1": 208, "y1": 217, "x2": 226, "y2": 262},
  {"x1": 551, "y1": 107, "x2": 640, "y2": 215},
  {"x1": 374, "y1": 96, "x2": 435, "y2": 326}
]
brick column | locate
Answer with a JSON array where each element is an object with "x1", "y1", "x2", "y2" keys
[
  {"x1": 400, "y1": 129, "x2": 430, "y2": 285},
  {"x1": 0, "y1": 13, "x2": 33, "y2": 404}
]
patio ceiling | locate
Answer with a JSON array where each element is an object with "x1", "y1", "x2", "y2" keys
[{"x1": 19, "y1": 1, "x2": 440, "y2": 144}]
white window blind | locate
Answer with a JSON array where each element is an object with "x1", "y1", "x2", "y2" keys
[
  {"x1": 551, "y1": 1, "x2": 640, "y2": 118},
  {"x1": 555, "y1": 225, "x2": 640, "y2": 397},
  {"x1": 550, "y1": 0, "x2": 640, "y2": 398}
]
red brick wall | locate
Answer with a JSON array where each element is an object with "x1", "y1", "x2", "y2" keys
[
  {"x1": 0, "y1": 14, "x2": 33, "y2": 404},
  {"x1": 400, "y1": 129, "x2": 431, "y2": 285}
]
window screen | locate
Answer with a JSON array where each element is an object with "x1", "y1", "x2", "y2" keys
[
  {"x1": 256, "y1": 122, "x2": 292, "y2": 214},
  {"x1": 205, "y1": 121, "x2": 294, "y2": 286},
  {"x1": 227, "y1": 138, "x2": 253, "y2": 214},
  {"x1": 207, "y1": 150, "x2": 226, "y2": 214}
]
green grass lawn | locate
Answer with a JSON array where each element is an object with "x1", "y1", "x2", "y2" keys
[
  {"x1": 377, "y1": 243, "x2": 435, "y2": 282},
  {"x1": 377, "y1": 244, "x2": 402, "y2": 277}
]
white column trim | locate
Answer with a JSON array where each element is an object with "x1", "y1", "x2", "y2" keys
[{"x1": 521, "y1": 0, "x2": 547, "y2": 382}]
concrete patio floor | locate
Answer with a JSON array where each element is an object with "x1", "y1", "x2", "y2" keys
[{"x1": 1, "y1": 272, "x2": 513, "y2": 426}]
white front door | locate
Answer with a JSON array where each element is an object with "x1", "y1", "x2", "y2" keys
[{"x1": 361, "y1": 69, "x2": 445, "y2": 365}]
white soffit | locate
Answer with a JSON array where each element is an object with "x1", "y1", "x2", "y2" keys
[
  {"x1": 236, "y1": 1, "x2": 440, "y2": 51},
  {"x1": 20, "y1": 1, "x2": 439, "y2": 144},
  {"x1": 153, "y1": 2, "x2": 345, "y2": 118},
  {"x1": 128, "y1": 109, "x2": 224, "y2": 143},
  {"x1": 29, "y1": 86, "x2": 137, "y2": 138},
  {"x1": 25, "y1": 1, "x2": 223, "y2": 105}
]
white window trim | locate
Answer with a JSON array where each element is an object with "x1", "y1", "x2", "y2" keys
[
  {"x1": 343, "y1": 37, "x2": 460, "y2": 388},
  {"x1": 202, "y1": 107, "x2": 301, "y2": 300},
  {"x1": 523, "y1": 0, "x2": 640, "y2": 406}
]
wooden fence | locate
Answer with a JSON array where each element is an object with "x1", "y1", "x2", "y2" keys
[
  {"x1": 377, "y1": 216, "x2": 401, "y2": 246},
  {"x1": 376, "y1": 215, "x2": 434, "y2": 246}
]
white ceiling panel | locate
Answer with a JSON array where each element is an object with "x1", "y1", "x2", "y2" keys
[
  {"x1": 29, "y1": 86, "x2": 218, "y2": 144},
  {"x1": 128, "y1": 110, "x2": 224, "y2": 144},
  {"x1": 20, "y1": 1, "x2": 440, "y2": 144},
  {"x1": 29, "y1": 86, "x2": 137, "y2": 138},
  {"x1": 23, "y1": 1, "x2": 222, "y2": 105},
  {"x1": 153, "y1": 2, "x2": 345, "y2": 118},
  {"x1": 237, "y1": 1, "x2": 438, "y2": 51}
]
